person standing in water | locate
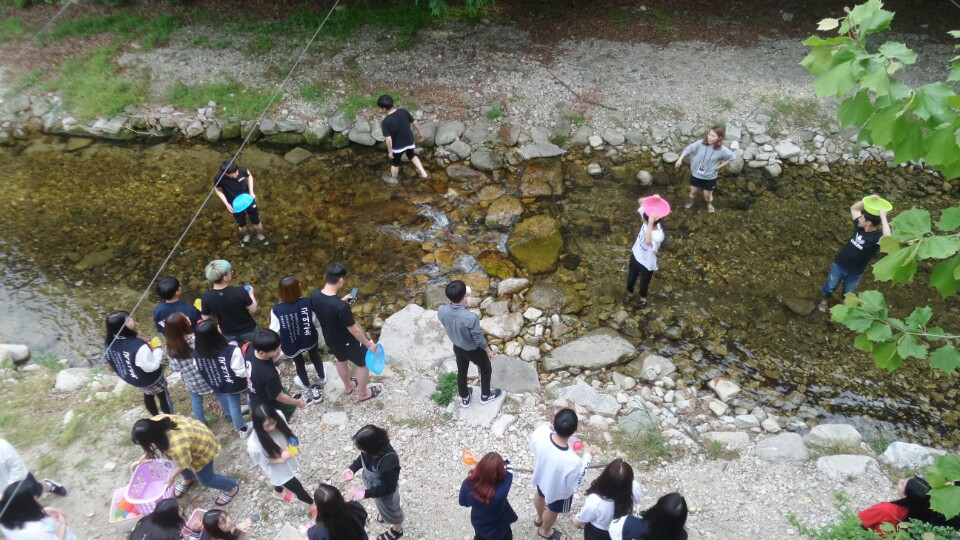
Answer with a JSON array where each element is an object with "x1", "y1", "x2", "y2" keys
[
  {"x1": 674, "y1": 126, "x2": 736, "y2": 213},
  {"x1": 214, "y1": 160, "x2": 267, "y2": 247},
  {"x1": 378, "y1": 95, "x2": 430, "y2": 184},
  {"x1": 626, "y1": 196, "x2": 667, "y2": 309}
]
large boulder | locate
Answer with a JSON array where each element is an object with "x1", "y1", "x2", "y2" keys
[
  {"x1": 476, "y1": 251, "x2": 518, "y2": 280},
  {"x1": 755, "y1": 433, "x2": 810, "y2": 463},
  {"x1": 490, "y1": 355, "x2": 541, "y2": 393},
  {"x1": 816, "y1": 455, "x2": 880, "y2": 478},
  {"x1": 638, "y1": 354, "x2": 675, "y2": 382},
  {"x1": 619, "y1": 408, "x2": 658, "y2": 434},
  {"x1": 463, "y1": 119, "x2": 492, "y2": 144},
  {"x1": 542, "y1": 329, "x2": 636, "y2": 371},
  {"x1": 703, "y1": 431, "x2": 751, "y2": 448},
  {"x1": 471, "y1": 150, "x2": 503, "y2": 172},
  {"x1": 480, "y1": 313, "x2": 524, "y2": 340},
  {"x1": 435, "y1": 121, "x2": 465, "y2": 146},
  {"x1": 803, "y1": 424, "x2": 862, "y2": 449},
  {"x1": 377, "y1": 304, "x2": 453, "y2": 371},
  {"x1": 457, "y1": 385, "x2": 505, "y2": 426},
  {"x1": 518, "y1": 143, "x2": 565, "y2": 160},
  {"x1": 707, "y1": 378, "x2": 741, "y2": 402},
  {"x1": 881, "y1": 442, "x2": 936, "y2": 468},
  {"x1": 527, "y1": 283, "x2": 564, "y2": 311},
  {"x1": 327, "y1": 111, "x2": 352, "y2": 132},
  {"x1": 497, "y1": 278, "x2": 529, "y2": 296},
  {"x1": 556, "y1": 382, "x2": 620, "y2": 417},
  {"x1": 507, "y1": 215, "x2": 563, "y2": 274},
  {"x1": 55, "y1": 368, "x2": 92, "y2": 392},
  {"x1": 520, "y1": 160, "x2": 564, "y2": 197}
]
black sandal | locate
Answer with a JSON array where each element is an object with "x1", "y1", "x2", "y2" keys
[{"x1": 377, "y1": 528, "x2": 403, "y2": 540}]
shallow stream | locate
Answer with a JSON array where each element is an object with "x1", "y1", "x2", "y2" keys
[{"x1": 1, "y1": 137, "x2": 957, "y2": 445}]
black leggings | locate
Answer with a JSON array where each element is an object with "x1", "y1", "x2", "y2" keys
[
  {"x1": 293, "y1": 348, "x2": 325, "y2": 387},
  {"x1": 274, "y1": 476, "x2": 313, "y2": 504},
  {"x1": 627, "y1": 254, "x2": 655, "y2": 298},
  {"x1": 143, "y1": 390, "x2": 173, "y2": 416}
]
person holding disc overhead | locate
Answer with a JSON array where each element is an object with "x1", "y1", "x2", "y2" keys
[
  {"x1": 214, "y1": 159, "x2": 267, "y2": 248},
  {"x1": 674, "y1": 126, "x2": 735, "y2": 213},
  {"x1": 819, "y1": 194, "x2": 892, "y2": 312},
  {"x1": 626, "y1": 195, "x2": 669, "y2": 309}
]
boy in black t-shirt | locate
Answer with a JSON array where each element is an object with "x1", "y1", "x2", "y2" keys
[
  {"x1": 200, "y1": 259, "x2": 260, "y2": 343},
  {"x1": 819, "y1": 195, "x2": 891, "y2": 312},
  {"x1": 246, "y1": 329, "x2": 312, "y2": 422},
  {"x1": 152, "y1": 277, "x2": 202, "y2": 334},
  {"x1": 378, "y1": 95, "x2": 430, "y2": 184},
  {"x1": 214, "y1": 159, "x2": 268, "y2": 248}
]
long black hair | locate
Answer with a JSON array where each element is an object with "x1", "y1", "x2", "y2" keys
[
  {"x1": 194, "y1": 320, "x2": 229, "y2": 357},
  {"x1": 640, "y1": 492, "x2": 688, "y2": 540},
  {"x1": 251, "y1": 405, "x2": 295, "y2": 459},
  {"x1": 585, "y1": 458, "x2": 635, "y2": 519},
  {"x1": 0, "y1": 478, "x2": 46, "y2": 530},
  {"x1": 130, "y1": 416, "x2": 177, "y2": 457},
  {"x1": 353, "y1": 424, "x2": 390, "y2": 457},
  {"x1": 891, "y1": 477, "x2": 954, "y2": 527},
  {"x1": 314, "y1": 484, "x2": 366, "y2": 540},
  {"x1": 129, "y1": 498, "x2": 183, "y2": 540},
  {"x1": 201, "y1": 509, "x2": 239, "y2": 540},
  {"x1": 105, "y1": 311, "x2": 138, "y2": 347}
]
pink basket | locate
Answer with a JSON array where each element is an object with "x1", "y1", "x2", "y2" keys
[{"x1": 125, "y1": 459, "x2": 176, "y2": 514}]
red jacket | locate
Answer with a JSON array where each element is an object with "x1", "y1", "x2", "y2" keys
[{"x1": 859, "y1": 502, "x2": 909, "y2": 533}]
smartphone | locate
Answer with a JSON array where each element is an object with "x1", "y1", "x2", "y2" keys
[{"x1": 349, "y1": 288, "x2": 359, "y2": 304}]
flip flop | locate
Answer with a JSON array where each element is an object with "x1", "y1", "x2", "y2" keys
[
  {"x1": 358, "y1": 384, "x2": 383, "y2": 402},
  {"x1": 216, "y1": 485, "x2": 239, "y2": 506},
  {"x1": 345, "y1": 377, "x2": 358, "y2": 396},
  {"x1": 174, "y1": 479, "x2": 193, "y2": 498},
  {"x1": 533, "y1": 518, "x2": 543, "y2": 528},
  {"x1": 537, "y1": 528, "x2": 566, "y2": 540}
]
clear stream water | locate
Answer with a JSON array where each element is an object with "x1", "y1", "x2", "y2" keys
[{"x1": 1, "y1": 138, "x2": 957, "y2": 446}]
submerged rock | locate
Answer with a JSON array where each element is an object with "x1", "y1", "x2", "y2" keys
[
  {"x1": 507, "y1": 215, "x2": 563, "y2": 273},
  {"x1": 520, "y1": 159, "x2": 564, "y2": 197}
]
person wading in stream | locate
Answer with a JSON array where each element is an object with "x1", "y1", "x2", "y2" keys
[
  {"x1": 378, "y1": 94, "x2": 430, "y2": 184},
  {"x1": 214, "y1": 160, "x2": 268, "y2": 248},
  {"x1": 674, "y1": 126, "x2": 736, "y2": 213}
]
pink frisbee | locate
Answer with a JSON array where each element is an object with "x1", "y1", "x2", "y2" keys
[{"x1": 641, "y1": 195, "x2": 671, "y2": 218}]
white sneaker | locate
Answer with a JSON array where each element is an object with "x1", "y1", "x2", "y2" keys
[
  {"x1": 684, "y1": 201, "x2": 694, "y2": 209},
  {"x1": 238, "y1": 422, "x2": 253, "y2": 439},
  {"x1": 293, "y1": 375, "x2": 309, "y2": 389},
  {"x1": 707, "y1": 204, "x2": 716, "y2": 213}
]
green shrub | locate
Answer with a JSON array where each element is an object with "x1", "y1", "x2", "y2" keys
[
  {"x1": 430, "y1": 372, "x2": 458, "y2": 406},
  {"x1": 0, "y1": 17, "x2": 25, "y2": 43},
  {"x1": 484, "y1": 106, "x2": 503, "y2": 120},
  {"x1": 789, "y1": 493, "x2": 960, "y2": 540},
  {"x1": 166, "y1": 79, "x2": 275, "y2": 119}
]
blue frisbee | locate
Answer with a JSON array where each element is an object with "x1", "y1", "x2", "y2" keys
[
  {"x1": 366, "y1": 343, "x2": 386, "y2": 375},
  {"x1": 232, "y1": 194, "x2": 254, "y2": 213}
]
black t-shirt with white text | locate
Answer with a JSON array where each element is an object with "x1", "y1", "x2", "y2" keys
[
  {"x1": 310, "y1": 290, "x2": 360, "y2": 356},
  {"x1": 213, "y1": 167, "x2": 251, "y2": 203},
  {"x1": 200, "y1": 286, "x2": 257, "y2": 336},
  {"x1": 834, "y1": 218, "x2": 883, "y2": 274},
  {"x1": 380, "y1": 109, "x2": 416, "y2": 152}
]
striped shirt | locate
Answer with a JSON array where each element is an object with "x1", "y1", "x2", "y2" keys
[{"x1": 154, "y1": 415, "x2": 220, "y2": 472}]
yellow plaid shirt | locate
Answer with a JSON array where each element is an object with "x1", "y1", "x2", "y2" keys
[{"x1": 154, "y1": 414, "x2": 221, "y2": 472}]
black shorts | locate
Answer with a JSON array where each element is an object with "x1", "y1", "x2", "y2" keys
[
  {"x1": 689, "y1": 174, "x2": 717, "y2": 191},
  {"x1": 536, "y1": 485, "x2": 573, "y2": 513},
  {"x1": 390, "y1": 148, "x2": 416, "y2": 166},
  {"x1": 233, "y1": 203, "x2": 261, "y2": 227},
  {"x1": 332, "y1": 345, "x2": 367, "y2": 368}
]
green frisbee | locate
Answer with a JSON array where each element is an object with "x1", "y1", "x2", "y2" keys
[{"x1": 862, "y1": 196, "x2": 892, "y2": 215}]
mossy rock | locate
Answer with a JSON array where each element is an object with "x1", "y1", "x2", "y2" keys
[
  {"x1": 507, "y1": 214, "x2": 563, "y2": 274},
  {"x1": 220, "y1": 121, "x2": 241, "y2": 140},
  {"x1": 261, "y1": 132, "x2": 306, "y2": 145},
  {"x1": 331, "y1": 132, "x2": 350, "y2": 149},
  {"x1": 476, "y1": 250, "x2": 519, "y2": 279},
  {"x1": 303, "y1": 125, "x2": 332, "y2": 146}
]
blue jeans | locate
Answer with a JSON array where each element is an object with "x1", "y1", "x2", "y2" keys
[
  {"x1": 181, "y1": 460, "x2": 237, "y2": 492},
  {"x1": 189, "y1": 391, "x2": 206, "y2": 424},
  {"x1": 215, "y1": 392, "x2": 246, "y2": 431},
  {"x1": 822, "y1": 262, "x2": 864, "y2": 297}
]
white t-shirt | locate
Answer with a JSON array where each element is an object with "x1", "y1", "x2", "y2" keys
[
  {"x1": 631, "y1": 223, "x2": 664, "y2": 272},
  {"x1": 0, "y1": 517, "x2": 78, "y2": 540},
  {"x1": 0, "y1": 438, "x2": 28, "y2": 489},
  {"x1": 246, "y1": 413, "x2": 299, "y2": 486},
  {"x1": 529, "y1": 425, "x2": 591, "y2": 503},
  {"x1": 575, "y1": 481, "x2": 644, "y2": 530}
]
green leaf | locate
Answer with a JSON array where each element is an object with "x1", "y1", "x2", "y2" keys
[
  {"x1": 950, "y1": 63, "x2": 960, "y2": 83},
  {"x1": 848, "y1": 0, "x2": 894, "y2": 36},
  {"x1": 905, "y1": 306, "x2": 933, "y2": 329},
  {"x1": 817, "y1": 18, "x2": 840, "y2": 31},
  {"x1": 871, "y1": 341, "x2": 903, "y2": 371},
  {"x1": 892, "y1": 121, "x2": 924, "y2": 163},
  {"x1": 878, "y1": 41, "x2": 918, "y2": 64},
  {"x1": 854, "y1": 332, "x2": 874, "y2": 352},
  {"x1": 837, "y1": 90, "x2": 874, "y2": 127},
  {"x1": 800, "y1": 46, "x2": 835, "y2": 76},
  {"x1": 929, "y1": 345, "x2": 960, "y2": 373},
  {"x1": 814, "y1": 60, "x2": 858, "y2": 98},
  {"x1": 931, "y1": 485, "x2": 960, "y2": 520},
  {"x1": 801, "y1": 35, "x2": 852, "y2": 47},
  {"x1": 897, "y1": 333, "x2": 928, "y2": 360},
  {"x1": 891, "y1": 208, "x2": 932, "y2": 240},
  {"x1": 917, "y1": 236, "x2": 960, "y2": 260},
  {"x1": 911, "y1": 83, "x2": 955, "y2": 122},
  {"x1": 878, "y1": 235, "x2": 901, "y2": 254},
  {"x1": 930, "y1": 254, "x2": 960, "y2": 298},
  {"x1": 857, "y1": 290, "x2": 887, "y2": 312},
  {"x1": 924, "y1": 128, "x2": 960, "y2": 174},
  {"x1": 872, "y1": 246, "x2": 919, "y2": 284},
  {"x1": 860, "y1": 64, "x2": 892, "y2": 96},
  {"x1": 865, "y1": 322, "x2": 893, "y2": 342},
  {"x1": 865, "y1": 105, "x2": 901, "y2": 147},
  {"x1": 936, "y1": 207, "x2": 960, "y2": 232}
]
